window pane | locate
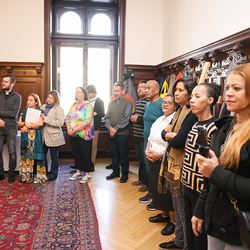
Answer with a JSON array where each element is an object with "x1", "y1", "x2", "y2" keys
[
  {"x1": 60, "y1": 12, "x2": 82, "y2": 34},
  {"x1": 59, "y1": 47, "x2": 83, "y2": 114},
  {"x1": 87, "y1": 48, "x2": 110, "y2": 111},
  {"x1": 90, "y1": 14, "x2": 112, "y2": 35}
]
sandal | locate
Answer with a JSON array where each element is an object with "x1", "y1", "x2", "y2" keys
[
  {"x1": 132, "y1": 180, "x2": 142, "y2": 186},
  {"x1": 138, "y1": 184, "x2": 148, "y2": 192}
]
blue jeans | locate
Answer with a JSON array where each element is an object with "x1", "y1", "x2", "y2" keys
[
  {"x1": 44, "y1": 144, "x2": 59, "y2": 179},
  {"x1": 134, "y1": 138, "x2": 147, "y2": 185},
  {"x1": 0, "y1": 129, "x2": 17, "y2": 175},
  {"x1": 208, "y1": 235, "x2": 246, "y2": 250},
  {"x1": 109, "y1": 134, "x2": 129, "y2": 177}
]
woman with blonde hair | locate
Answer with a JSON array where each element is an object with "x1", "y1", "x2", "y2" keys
[
  {"x1": 18, "y1": 93, "x2": 46, "y2": 183},
  {"x1": 41, "y1": 90, "x2": 65, "y2": 181},
  {"x1": 192, "y1": 63, "x2": 250, "y2": 250}
]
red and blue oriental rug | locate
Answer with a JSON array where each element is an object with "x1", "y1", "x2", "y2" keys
[{"x1": 0, "y1": 164, "x2": 102, "y2": 250}]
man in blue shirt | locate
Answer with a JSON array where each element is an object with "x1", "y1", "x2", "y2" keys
[{"x1": 139, "y1": 80, "x2": 164, "y2": 210}]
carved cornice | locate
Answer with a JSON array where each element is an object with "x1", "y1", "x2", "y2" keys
[
  {"x1": 0, "y1": 62, "x2": 44, "y2": 75},
  {"x1": 157, "y1": 27, "x2": 250, "y2": 69}
]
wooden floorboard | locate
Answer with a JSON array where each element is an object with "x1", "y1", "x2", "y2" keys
[{"x1": 61, "y1": 158, "x2": 175, "y2": 250}]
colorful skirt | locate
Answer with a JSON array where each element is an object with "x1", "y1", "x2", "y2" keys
[{"x1": 19, "y1": 129, "x2": 47, "y2": 183}]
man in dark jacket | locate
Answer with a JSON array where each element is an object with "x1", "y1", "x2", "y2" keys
[
  {"x1": 0, "y1": 75, "x2": 21, "y2": 183},
  {"x1": 86, "y1": 85, "x2": 105, "y2": 166}
]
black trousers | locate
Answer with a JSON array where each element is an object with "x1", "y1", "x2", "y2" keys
[
  {"x1": 70, "y1": 136, "x2": 93, "y2": 172},
  {"x1": 109, "y1": 134, "x2": 129, "y2": 177},
  {"x1": 184, "y1": 187, "x2": 207, "y2": 250}
]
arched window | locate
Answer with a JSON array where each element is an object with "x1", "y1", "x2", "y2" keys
[
  {"x1": 90, "y1": 13, "x2": 112, "y2": 35},
  {"x1": 60, "y1": 12, "x2": 82, "y2": 34},
  {"x1": 53, "y1": 3, "x2": 118, "y2": 112}
]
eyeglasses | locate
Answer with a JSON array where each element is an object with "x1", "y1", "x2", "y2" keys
[
  {"x1": 161, "y1": 101, "x2": 174, "y2": 106},
  {"x1": 76, "y1": 91, "x2": 83, "y2": 94}
]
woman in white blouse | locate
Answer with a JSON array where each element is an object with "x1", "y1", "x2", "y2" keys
[{"x1": 145, "y1": 94, "x2": 177, "y2": 234}]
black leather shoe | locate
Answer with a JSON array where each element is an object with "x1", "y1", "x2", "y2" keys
[
  {"x1": 0, "y1": 174, "x2": 4, "y2": 180},
  {"x1": 47, "y1": 178, "x2": 56, "y2": 181},
  {"x1": 105, "y1": 164, "x2": 113, "y2": 169},
  {"x1": 8, "y1": 174, "x2": 15, "y2": 183},
  {"x1": 149, "y1": 214, "x2": 170, "y2": 223},
  {"x1": 106, "y1": 172, "x2": 120, "y2": 180},
  {"x1": 119, "y1": 176, "x2": 128, "y2": 183},
  {"x1": 159, "y1": 240, "x2": 182, "y2": 249},
  {"x1": 161, "y1": 222, "x2": 175, "y2": 236}
]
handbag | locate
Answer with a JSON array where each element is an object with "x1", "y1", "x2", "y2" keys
[{"x1": 229, "y1": 194, "x2": 250, "y2": 249}]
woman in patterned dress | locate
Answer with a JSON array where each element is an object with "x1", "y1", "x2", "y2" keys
[
  {"x1": 66, "y1": 87, "x2": 94, "y2": 184},
  {"x1": 18, "y1": 94, "x2": 46, "y2": 184}
]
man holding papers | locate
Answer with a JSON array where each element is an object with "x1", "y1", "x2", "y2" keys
[{"x1": 0, "y1": 75, "x2": 21, "y2": 183}]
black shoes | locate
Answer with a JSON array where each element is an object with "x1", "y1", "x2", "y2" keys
[
  {"x1": 159, "y1": 240, "x2": 182, "y2": 249},
  {"x1": 119, "y1": 176, "x2": 128, "y2": 183},
  {"x1": 0, "y1": 174, "x2": 4, "y2": 180},
  {"x1": 8, "y1": 173, "x2": 15, "y2": 183},
  {"x1": 105, "y1": 164, "x2": 113, "y2": 169},
  {"x1": 47, "y1": 178, "x2": 56, "y2": 181},
  {"x1": 106, "y1": 172, "x2": 120, "y2": 180},
  {"x1": 149, "y1": 214, "x2": 170, "y2": 223},
  {"x1": 161, "y1": 222, "x2": 175, "y2": 235}
]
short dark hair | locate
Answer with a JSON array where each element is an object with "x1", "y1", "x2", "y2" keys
[
  {"x1": 86, "y1": 85, "x2": 97, "y2": 95},
  {"x1": 139, "y1": 80, "x2": 147, "y2": 84},
  {"x1": 114, "y1": 82, "x2": 124, "y2": 90},
  {"x1": 76, "y1": 87, "x2": 88, "y2": 101},
  {"x1": 4, "y1": 75, "x2": 16, "y2": 85},
  {"x1": 199, "y1": 82, "x2": 222, "y2": 106}
]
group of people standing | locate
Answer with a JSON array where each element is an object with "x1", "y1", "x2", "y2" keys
[
  {"x1": 105, "y1": 64, "x2": 250, "y2": 250},
  {"x1": 127, "y1": 63, "x2": 250, "y2": 250},
  {"x1": 0, "y1": 74, "x2": 104, "y2": 185},
  {"x1": 1, "y1": 61, "x2": 250, "y2": 250}
]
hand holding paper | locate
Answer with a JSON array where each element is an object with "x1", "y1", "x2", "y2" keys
[{"x1": 25, "y1": 108, "x2": 41, "y2": 123}]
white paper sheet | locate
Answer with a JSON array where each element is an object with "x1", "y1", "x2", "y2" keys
[{"x1": 25, "y1": 108, "x2": 41, "y2": 123}]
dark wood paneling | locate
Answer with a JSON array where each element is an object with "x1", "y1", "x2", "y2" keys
[{"x1": 0, "y1": 62, "x2": 45, "y2": 117}]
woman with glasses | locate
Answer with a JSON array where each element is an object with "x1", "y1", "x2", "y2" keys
[
  {"x1": 66, "y1": 87, "x2": 94, "y2": 183},
  {"x1": 145, "y1": 94, "x2": 176, "y2": 227}
]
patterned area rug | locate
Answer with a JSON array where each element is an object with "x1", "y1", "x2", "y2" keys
[
  {"x1": 0, "y1": 164, "x2": 102, "y2": 250},
  {"x1": 0, "y1": 177, "x2": 44, "y2": 249}
]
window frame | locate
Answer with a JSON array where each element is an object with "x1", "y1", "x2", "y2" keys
[
  {"x1": 51, "y1": 1, "x2": 119, "y2": 100},
  {"x1": 86, "y1": 7, "x2": 117, "y2": 38}
]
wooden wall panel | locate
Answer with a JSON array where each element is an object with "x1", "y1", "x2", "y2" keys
[{"x1": 0, "y1": 62, "x2": 45, "y2": 117}]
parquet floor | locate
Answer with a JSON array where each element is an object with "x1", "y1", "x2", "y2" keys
[{"x1": 82, "y1": 158, "x2": 175, "y2": 250}]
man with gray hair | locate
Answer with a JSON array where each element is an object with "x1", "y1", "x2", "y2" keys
[
  {"x1": 105, "y1": 82, "x2": 133, "y2": 183},
  {"x1": 0, "y1": 75, "x2": 21, "y2": 183}
]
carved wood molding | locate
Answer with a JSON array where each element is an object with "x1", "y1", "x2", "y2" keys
[
  {"x1": 157, "y1": 27, "x2": 250, "y2": 69},
  {"x1": 0, "y1": 62, "x2": 44, "y2": 75}
]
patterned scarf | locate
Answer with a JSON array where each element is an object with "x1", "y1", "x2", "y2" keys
[
  {"x1": 20, "y1": 108, "x2": 44, "y2": 160},
  {"x1": 158, "y1": 105, "x2": 191, "y2": 196}
]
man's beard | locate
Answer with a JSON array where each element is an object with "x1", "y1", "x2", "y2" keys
[{"x1": 2, "y1": 85, "x2": 11, "y2": 91}]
